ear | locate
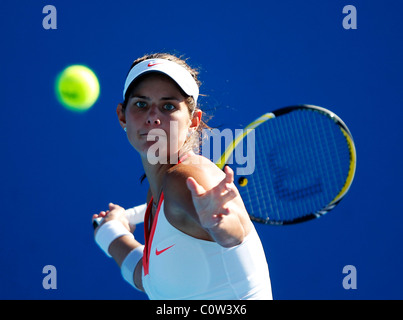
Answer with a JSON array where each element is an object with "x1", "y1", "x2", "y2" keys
[
  {"x1": 116, "y1": 103, "x2": 126, "y2": 129},
  {"x1": 190, "y1": 109, "x2": 202, "y2": 129}
]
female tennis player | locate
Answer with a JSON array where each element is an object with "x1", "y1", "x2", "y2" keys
[{"x1": 93, "y1": 53, "x2": 272, "y2": 300}]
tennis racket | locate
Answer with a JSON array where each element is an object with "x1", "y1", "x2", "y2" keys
[{"x1": 214, "y1": 104, "x2": 356, "y2": 225}]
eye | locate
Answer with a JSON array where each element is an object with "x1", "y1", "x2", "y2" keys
[
  {"x1": 135, "y1": 101, "x2": 147, "y2": 108},
  {"x1": 163, "y1": 103, "x2": 175, "y2": 111}
]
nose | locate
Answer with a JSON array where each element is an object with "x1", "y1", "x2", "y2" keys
[
  {"x1": 147, "y1": 118, "x2": 161, "y2": 125},
  {"x1": 146, "y1": 109, "x2": 161, "y2": 125}
]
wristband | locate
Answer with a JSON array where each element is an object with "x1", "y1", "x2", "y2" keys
[
  {"x1": 95, "y1": 220, "x2": 133, "y2": 257},
  {"x1": 121, "y1": 245, "x2": 144, "y2": 289}
]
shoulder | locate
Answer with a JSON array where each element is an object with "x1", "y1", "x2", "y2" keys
[{"x1": 164, "y1": 154, "x2": 224, "y2": 191}]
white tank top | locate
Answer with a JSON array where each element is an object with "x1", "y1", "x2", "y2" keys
[{"x1": 141, "y1": 193, "x2": 273, "y2": 300}]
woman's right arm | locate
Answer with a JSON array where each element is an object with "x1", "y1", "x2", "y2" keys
[
  {"x1": 108, "y1": 234, "x2": 145, "y2": 291},
  {"x1": 93, "y1": 202, "x2": 145, "y2": 292}
]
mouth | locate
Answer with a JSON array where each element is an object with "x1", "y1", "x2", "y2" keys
[{"x1": 139, "y1": 132, "x2": 165, "y2": 139}]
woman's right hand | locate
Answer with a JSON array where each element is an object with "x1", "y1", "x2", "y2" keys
[{"x1": 93, "y1": 203, "x2": 135, "y2": 234}]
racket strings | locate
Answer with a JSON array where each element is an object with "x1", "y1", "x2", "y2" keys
[{"x1": 233, "y1": 109, "x2": 352, "y2": 224}]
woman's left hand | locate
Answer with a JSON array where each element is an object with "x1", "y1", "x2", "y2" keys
[{"x1": 186, "y1": 165, "x2": 239, "y2": 229}]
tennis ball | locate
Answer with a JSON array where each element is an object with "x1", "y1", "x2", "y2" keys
[{"x1": 55, "y1": 65, "x2": 100, "y2": 112}]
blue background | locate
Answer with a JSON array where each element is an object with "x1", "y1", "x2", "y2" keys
[{"x1": 0, "y1": 0, "x2": 402, "y2": 300}]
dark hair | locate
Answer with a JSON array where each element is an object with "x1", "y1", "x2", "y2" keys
[{"x1": 122, "y1": 52, "x2": 210, "y2": 155}]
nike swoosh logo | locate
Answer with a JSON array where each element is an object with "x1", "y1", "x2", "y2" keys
[
  {"x1": 155, "y1": 244, "x2": 175, "y2": 256},
  {"x1": 148, "y1": 62, "x2": 163, "y2": 67}
]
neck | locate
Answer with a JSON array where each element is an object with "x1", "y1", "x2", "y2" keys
[
  {"x1": 141, "y1": 157, "x2": 169, "y2": 202},
  {"x1": 140, "y1": 150, "x2": 194, "y2": 201}
]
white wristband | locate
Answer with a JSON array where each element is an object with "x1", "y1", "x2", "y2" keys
[
  {"x1": 95, "y1": 220, "x2": 133, "y2": 257},
  {"x1": 121, "y1": 245, "x2": 144, "y2": 290}
]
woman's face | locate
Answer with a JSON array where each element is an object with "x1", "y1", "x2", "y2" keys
[{"x1": 118, "y1": 73, "x2": 196, "y2": 163}]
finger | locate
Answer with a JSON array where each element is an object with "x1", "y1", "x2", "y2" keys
[
  {"x1": 108, "y1": 202, "x2": 117, "y2": 210},
  {"x1": 216, "y1": 166, "x2": 235, "y2": 194},
  {"x1": 108, "y1": 203, "x2": 124, "y2": 214},
  {"x1": 220, "y1": 185, "x2": 238, "y2": 203},
  {"x1": 223, "y1": 165, "x2": 234, "y2": 183},
  {"x1": 186, "y1": 177, "x2": 206, "y2": 197},
  {"x1": 98, "y1": 211, "x2": 107, "y2": 217}
]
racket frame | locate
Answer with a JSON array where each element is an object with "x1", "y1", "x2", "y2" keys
[{"x1": 215, "y1": 104, "x2": 357, "y2": 225}]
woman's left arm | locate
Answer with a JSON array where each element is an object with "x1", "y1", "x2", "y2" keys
[
  {"x1": 164, "y1": 163, "x2": 251, "y2": 248},
  {"x1": 186, "y1": 165, "x2": 248, "y2": 247}
]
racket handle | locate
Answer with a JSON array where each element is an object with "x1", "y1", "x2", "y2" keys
[{"x1": 93, "y1": 203, "x2": 147, "y2": 229}]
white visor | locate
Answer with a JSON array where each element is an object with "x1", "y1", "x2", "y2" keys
[{"x1": 123, "y1": 58, "x2": 199, "y2": 105}]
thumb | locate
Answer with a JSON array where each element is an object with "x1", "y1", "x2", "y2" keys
[
  {"x1": 186, "y1": 177, "x2": 206, "y2": 197},
  {"x1": 108, "y1": 202, "x2": 122, "y2": 212}
]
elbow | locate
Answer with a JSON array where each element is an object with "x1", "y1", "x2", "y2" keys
[
  {"x1": 206, "y1": 212, "x2": 246, "y2": 248},
  {"x1": 219, "y1": 235, "x2": 244, "y2": 248},
  {"x1": 213, "y1": 225, "x2": 245, "y2": 248}
]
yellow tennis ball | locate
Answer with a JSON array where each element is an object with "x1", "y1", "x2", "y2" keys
[{"x1": 55, "y1": 65, "x2": 100, "y2": 112}]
